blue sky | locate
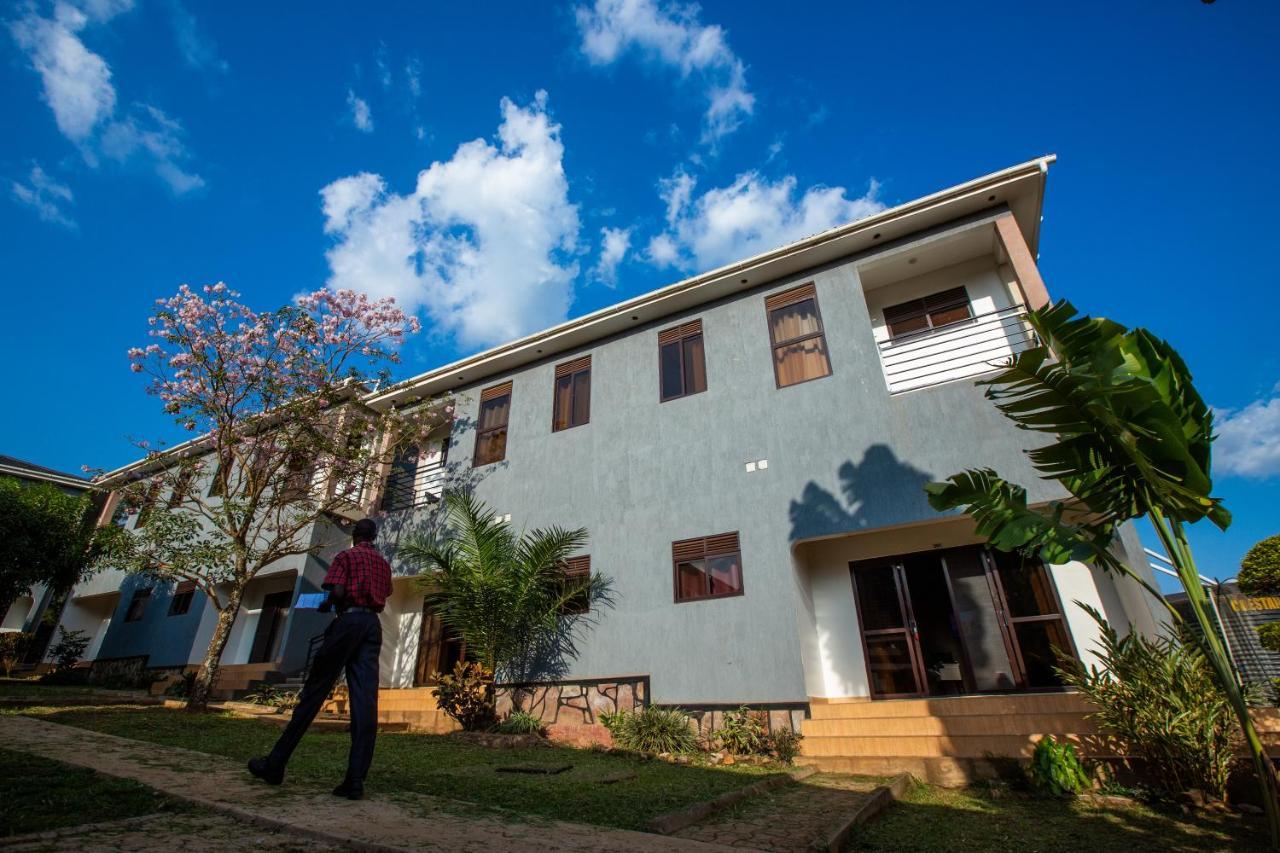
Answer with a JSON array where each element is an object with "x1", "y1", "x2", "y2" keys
[{"x1": 3, "y1": 0, "x2": 1278, "y2": 585}]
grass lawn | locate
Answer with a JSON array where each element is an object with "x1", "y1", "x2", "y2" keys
[
  {"x1": 853, "y1": 780, "x2": 1270, "y2": 853},
  {"x1": 0, "y1": 746, "x2": 185, "y2": 837},
  {"x1": 15, "y1": 703, "x2": 781, "y2": 831},
  {"x1": 0, "y1": 678, "x2": 150, "y2": 698}
]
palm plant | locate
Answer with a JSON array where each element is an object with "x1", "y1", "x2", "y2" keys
[
  {"x1": 926, "y1": 301, "x2": 1278, "y2": 844},
  {"x1": 398, "y1": 491, "x2": 613, "y2": 684}
]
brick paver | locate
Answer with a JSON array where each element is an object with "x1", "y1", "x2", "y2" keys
[
  {"x1": 0, "y1": 714, "x2": 737, "y2": 852},
  {"x1": 674, "y1": 773, "x2": 882, "y2": 852}
]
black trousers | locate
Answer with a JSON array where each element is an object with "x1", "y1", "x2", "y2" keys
[{"x1": 268, "y1": 610, "x2": 382, "y2": 785}]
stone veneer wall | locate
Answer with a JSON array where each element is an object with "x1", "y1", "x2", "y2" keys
[{"x1": 495, "y1": 675, "x2": 648, "y2": 746}]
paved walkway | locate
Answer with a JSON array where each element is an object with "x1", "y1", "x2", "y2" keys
[
  {"x1": 674, "y1": 773, "x2": 882, "y2": 851},
  {"x1": 0, "y1": 714, "x2": 738, "y2": 852}
]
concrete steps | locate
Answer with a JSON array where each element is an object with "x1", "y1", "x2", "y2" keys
[
  {"x1": 799, "y1": 691, "x2": 1106, "y2": 786},
  {"x1": 321, "y1": 686, "x2": 457, "y2": 734}
]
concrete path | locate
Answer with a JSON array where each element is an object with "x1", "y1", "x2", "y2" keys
[
  {"x1": 674, "y1": 773, "x2": 882, "y2": 851},
  {"x1": 0, "y1": 714, "x2": 741, "y2": 852}
]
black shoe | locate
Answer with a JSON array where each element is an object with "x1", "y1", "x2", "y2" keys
[
  {"x1": 247, "y1": 757, "x2": 284, "y2": 785},
  {"x1": 332, "y1": 781, "x2": 364, "y2": 800}
]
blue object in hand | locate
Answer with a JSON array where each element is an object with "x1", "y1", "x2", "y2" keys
[{"x1": 295, "y1": 592, "x2": 327, "y2": 610}]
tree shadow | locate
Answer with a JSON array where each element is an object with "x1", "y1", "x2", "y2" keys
[{"x1": 788, "y1": 444, "x2": 937, "y2": 543}]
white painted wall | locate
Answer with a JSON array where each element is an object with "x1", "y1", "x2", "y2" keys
[
  {"x1": 865, "y1": 256, "x2": 1028, "y2": 393},
  {"x1": 1, "y1": 596, "x2": 34, "y2": 632},
  {"x1": 378, "y1": 579, "x2": 423, "y2": 687},
  {"x1": 220, "y1": 573, "x2": 297, "y2": 665},
  {"x1": 53, "y1": 595, "x2": 116, "y2": 661}
]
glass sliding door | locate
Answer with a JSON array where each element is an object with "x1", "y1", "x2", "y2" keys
[
  {"x1": 986, "y1": 550, "x2": 1075, "y2": 689},
  {"x1": 940, "y1": 548, "x2": 1019, "y2": 692},
  {"x1": 851, "y1": 561, "x2": 927, "y2": 698}
]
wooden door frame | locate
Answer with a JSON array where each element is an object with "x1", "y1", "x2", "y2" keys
[
  {"x1": 982, "y1": 550, "x2": 1079, "y2": 687},
  {"x1": 849, "y1": 560, "x2": 929, "y2": 699}
]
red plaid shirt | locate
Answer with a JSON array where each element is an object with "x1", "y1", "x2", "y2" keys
[{"x1": 323, "y1": 541, "x2": 392, "y2": 610}]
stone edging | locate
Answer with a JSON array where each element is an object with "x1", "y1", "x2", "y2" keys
[
  {"x1": 646, "y1": 764, "x2": 817, "y2": 834},
  {"x1": 810, "y1": 772, "x2": 914, "y2": 853}
]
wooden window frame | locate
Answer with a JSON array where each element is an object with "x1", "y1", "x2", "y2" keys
[
  {"x1": 658, "y1": 319, "x2": 707, "y2": 402},
  {"x1": 672, "y1": 532, "x2": 745, "y2": 604},
  {"x1": 472, "y1": 381, "x2": 513, "y2": 468},
  {"x1": 168, "y1": 581, "x2": 196, "y2": 617},
  {"x1": 764, "y1": 284, "x2": 832, "y2": 389},
  {"x1": 559, "y1": 554, "x2": 592, "y2": 615},
  {"x1": 882, "y1": 286, "x2": 973, "y2": 340},
  {"x1": 124, "y1": 587, "x2": 151, "y2": 622},
  {"x1": 552, "y1": 355, "x2": 592, "y2": 432}
]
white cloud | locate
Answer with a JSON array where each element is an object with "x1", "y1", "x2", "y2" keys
[
  {"x1": 648, "y1": 169, "x2": 885, "y2": 271},
  {"x1": 11, "y1": 163, "x2": 76, "y2": 228},
  {"x1": 1214, "y1": 387, "x2": 1280, "y2": 479},
  {"x1": 406, "y1": 57, "x2": 422, "y2": 99},
  {"x1": 9, "y1": 1, "x2": 202, "y2": 193},
  {"x1": 592, "y1": 226, "x2": 631, "y2": 285},
  {"x1": 321, "y1": 91, "x2": 580, "y2": 349},
  {"x1": 347, "y1": 89, "x2": 374, "y2": 132},
  {"x1": 576, "y1": 0, "x2": 754, "y2": 143},
  {"x1": 10, "y1": 3, "x2": 116, "y2": 141},
  {"x1": 168, "y1": 0, "x2": 227, "y2": 73}
]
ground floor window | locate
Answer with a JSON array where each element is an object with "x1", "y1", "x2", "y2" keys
[{"x1": 850, "y1": 544, "x2": 1075, "y2": 699}]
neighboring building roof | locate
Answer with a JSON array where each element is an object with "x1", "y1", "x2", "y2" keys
[
  {"x1": 98, "y1": 155, "x2": 1055, "y2": 485},
  {"x1": 0, "y1": 453, "x2": 92, "y2": 491}
]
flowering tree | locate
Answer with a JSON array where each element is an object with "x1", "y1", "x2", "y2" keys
[{"x1": 96, "y1": 283, "x2": 449, "y2": 708}]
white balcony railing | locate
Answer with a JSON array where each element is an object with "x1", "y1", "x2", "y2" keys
[{"x1": 877, "y1": 305, "x2": 1037, "y2": 394}]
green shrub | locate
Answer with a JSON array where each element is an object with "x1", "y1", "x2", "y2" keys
[
  {"x1": 48, "y1": 628, "x2": 88, "y2": 672},
  {"x1": 1029, "y1": 735, "x2": 1090, "y2": 797},
  {"x1": 164, "y1": 671, "x2": 197, "y2": 698},
  {"x1": 242, "y1": 684, "x2": 299, "y2": 709},
  {"x1": 1259, "y1": 623, "x2": 1280, "y2": 654},
  {"x1": 601, "y1": 706, "x2": 698, "y2": 754},
  {"x1": 494, "y1": 709, "x2": 544, "y2": 735},
  {"x1": 1057, "y1": 604, "x2": 1239, "y2": 801},
  {"x1": 432, "y1": 661, "x2": 496, "y2": 731},
  {"x1": 0, "y1": 632, "x2": 31, "y2": 678},
  {"x1": 715, "y1": 706, "x2": 767, "y2": 754},
  {"x1": 1239, "y1": 534, "x2": 1280, "y2": 596},
  {"x1": 768, "y1": 728, "x2": 804, "y2": 765}
]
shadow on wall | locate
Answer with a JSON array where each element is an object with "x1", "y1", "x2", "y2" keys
[{"x1": 788, "y1": 444, "x2": 937, "y2": 543}]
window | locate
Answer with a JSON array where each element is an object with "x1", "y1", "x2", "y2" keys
[
  {"x1": 673, "y1": 532, "x2": 743, "y2": 603},
  {"x1": 208, "y1": 459, "x2": 227, "y2": 497},
  {"x1": 134, "y1": 480, "x2": 161, "y2": 528},
  {"x1": 559, "y1": 555, "x2": 592, "y2": 615},
  {"x1": 167, "y1": 468, "x2": 195, "y2": 509},
  {"x1": 473, "y1": 382, "x2": 512, "y2": 467},
  {"x1": 168, "y1": 581, "x2": 196, "y2": 616},
  {"x1": 765, "y1": 284, "x2": 832, "y2": 388},
  {"x1": 124, "y1": 587, "x2": 152, "y2": 622},
  {"x1": 882, "y1": 286, "x2": 973, "y2": 339},
  {"x1": 659, "y1": 320, "x2": 707, "y2": 401},
  {"x1": 552, "y1": 355, "x2": 591, "y2": 432}
]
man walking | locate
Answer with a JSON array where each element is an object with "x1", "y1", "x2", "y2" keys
[{"x1": 248, "y1": 517, "x2": 391, "y2": 799}]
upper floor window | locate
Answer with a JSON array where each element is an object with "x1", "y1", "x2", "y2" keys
[
  {"x1": 765, "y1": 284, "x2": 832, "y2": 388},
  {"x1": 883, "y1": 286, "x2": 972, "y2": 339},
  {"x1": 134, "y1": 480, "x2": 161, "y2": 529},
  {"x1": 659, "y1": 320, "x2": 707, "y2": 402},
  {"x1": 381, "y1": 439, "x2": 447, "y2": 512},
  {"x1": 168, "y1": 581, "x2": 196, "y2": 616},
  {"x1": 473, "y1": 381, "x2": 512, "y2": 467},
  {"x1": 167, "y1": 468, "x2": 195, "y2": 509},
  {"x1": 552, "y1": 355, "x2": 591, "y2": 432},
  {"x1": 673, "y1": 532, "x2": 744, "y2": 603},
  {"x1": 124, "y1": 587, "x2": 151, "y2": 622},
  {"x1": 559, "y1": 554, "x2": 592, "y2": 615}
]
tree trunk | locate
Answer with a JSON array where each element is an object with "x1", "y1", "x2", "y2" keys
[
  {"x1": 1151, "y1": 513, "x2": 1280, "y2": 849},
  {"x1": 187, "y1": 585, "x2": 244, "y2": 710}
]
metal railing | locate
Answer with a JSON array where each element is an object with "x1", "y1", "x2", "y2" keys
[
  {"x1": 380, "y1": 458, "x2": 445, "y2": 513},
  {"x1": 877, "y1": 304, "x2": 1037, "y2": 394}
]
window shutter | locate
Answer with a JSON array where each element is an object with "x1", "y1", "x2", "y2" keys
[
  {"x1": 922, "y1": 287, "x2": 969, "y2": 313},
  {"x1": 658, "y1": 319, "x2": 702, "y2": 346},
  {"x1": 704, "y1": 532, "x2": 740, "y2": 556},
  {"x1": 562, "y1": 555, "x2": 591, "y2": 579},
  {"x1": 175, "y1": 581, "x2": 196, "y2": 595},
  {"x1": 554, "y1": 355, "x2": 591, "y2": 378},
  {"x1": 480, "y1": 381, "x2": 512, "y2": 402},
  {"x1": 765, "y1": 283, "x2": 816, "y2": 313},
  {"x1": 672, "y1": 537, "x2": 706, "y2": 563},
  {"x1": 882, "y1": 298, "x2": 925, "y2": 326},
  {"x1": 673, "y1": 532, "x2": 740, "y2": 561}
]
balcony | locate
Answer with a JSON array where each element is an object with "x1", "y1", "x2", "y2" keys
[{"x1": 876, "y1": 305, "x2": 1036, "y2": 394}]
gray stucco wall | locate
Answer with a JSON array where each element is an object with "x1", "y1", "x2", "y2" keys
[
  {"x1": 96, "y1": 574, "x2": 205, "y2": 668},
  {"x1": 379, "y1": 227, "x2": 1063, "y2": 705}
]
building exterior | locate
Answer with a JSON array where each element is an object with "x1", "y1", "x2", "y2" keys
[
  {"x1": 1169, "y1": 582, "x2": 1280, "y2": 692},
  {"x1": 0, "y1": 454, "x2": 101, "y2": 665},
  {"x1": 52, "y1": 157, "x2": 1166, "y2": 779}
]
